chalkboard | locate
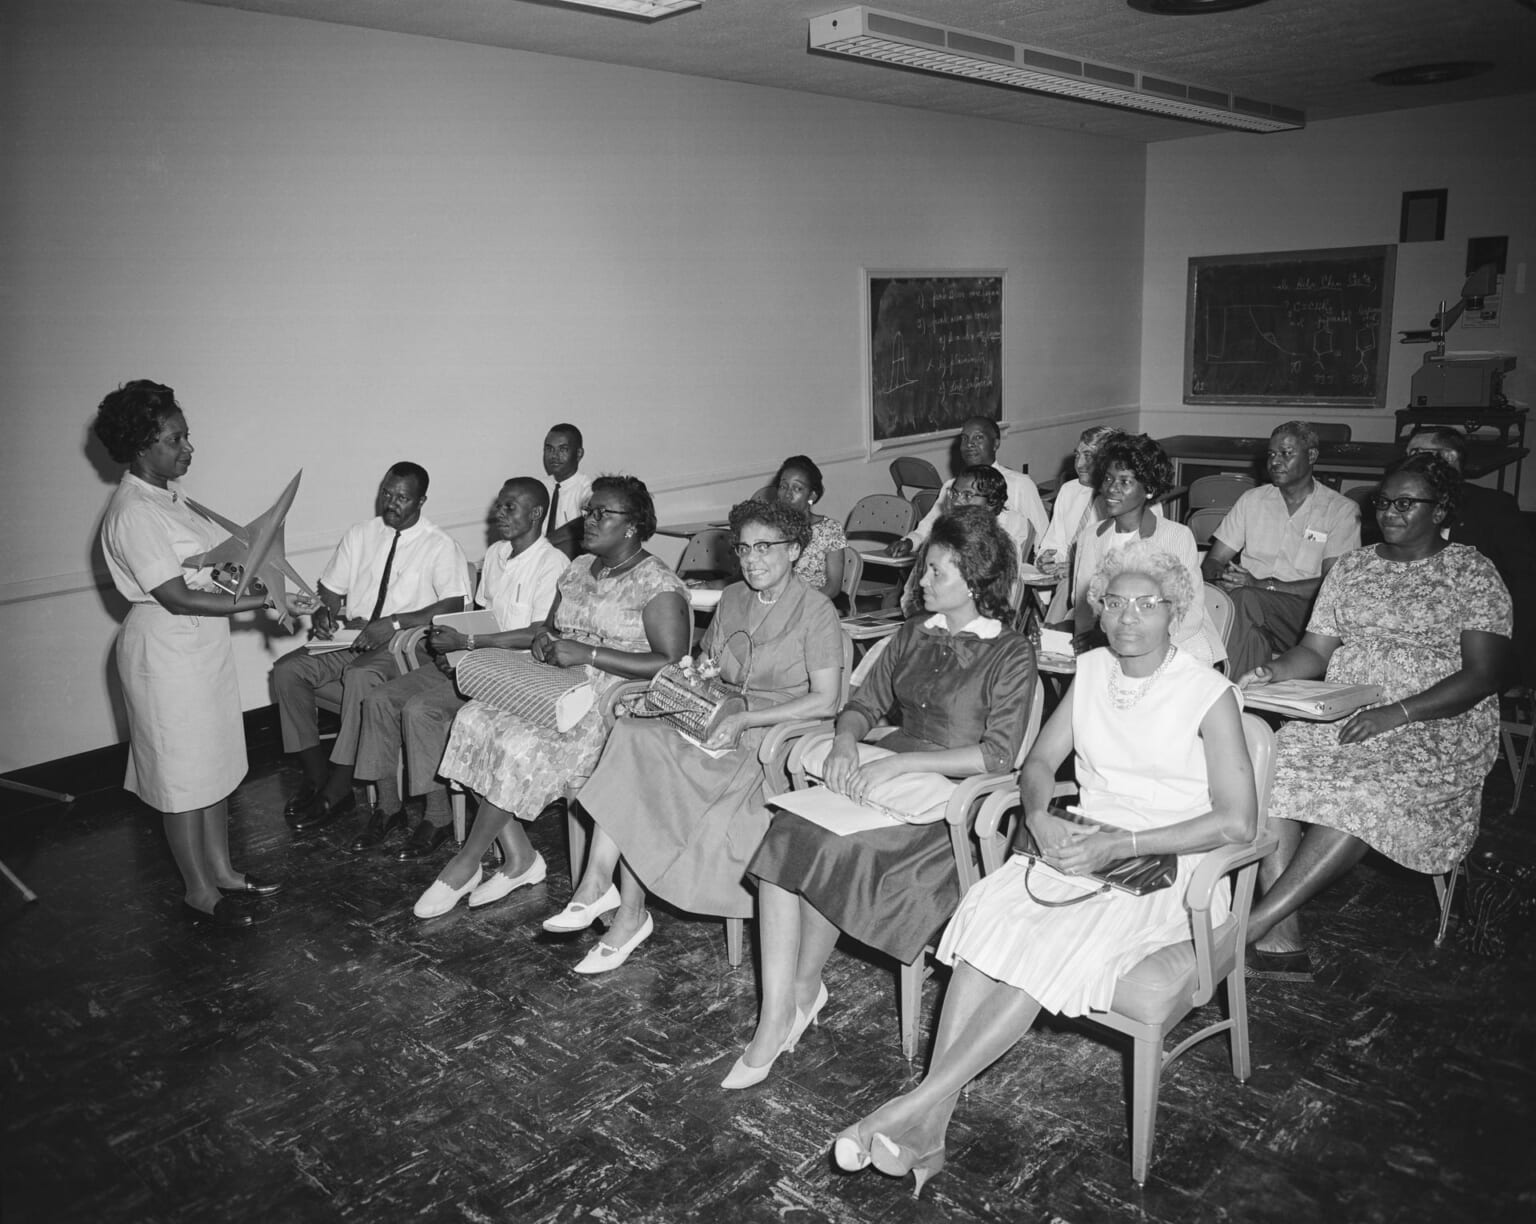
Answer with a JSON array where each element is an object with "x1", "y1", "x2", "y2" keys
[
  {"x1": 868, "y1": 273, "x2": 1004, "y2": 447},
  {"x1": 1184, "y1": 245, "x2": 1396, "y2": 410}
]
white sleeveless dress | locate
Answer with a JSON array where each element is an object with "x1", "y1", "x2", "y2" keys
[{"x1": 937, "y1": 648, "x2": 1237, "y2": 1016}]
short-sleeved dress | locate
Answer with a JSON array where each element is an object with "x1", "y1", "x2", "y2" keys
[
  {"x1": 795, "y1": 516, "x2": 848, "y2": 593},
  {"x1": 1269, "y1": 543, "x2": 1511, "y2": 873},
  {"x1": 99, "y1": 473, "x2": 248, "y2": 812},
  {"x1": 579, "y1": 578, "x2": 844, "y2": 917},
  {"x1": 938, "y1": 648, "x2": 1237, "y2": 1016},
  {"x1": 437, "y1": 554, "x2": 687, "y2": 815},
  {"x1": 747, "y1": 616, "x2": 1037, "y2": 963}
]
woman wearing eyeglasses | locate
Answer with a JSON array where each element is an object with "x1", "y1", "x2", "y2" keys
[
  {"x1": 551, "y1": 498, "x2": 844, "y2": 972},
  {"x1": 1238, "y1": 453, "x2": 1510, "y2": 979},
  {"x1": 830, "y1": 543, "x2": 1254, "y2": 1195},
  {"x1": 1069, "y1": 433, "x2": 1218, "y2": 665},
  {"x1": 413, "y1": 476, "x2": 690, "y2": 918}
]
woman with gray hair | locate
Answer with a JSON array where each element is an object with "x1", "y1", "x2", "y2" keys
[{"x1": 830, "y1": 541, "x2": 1256, "y2": 1195}]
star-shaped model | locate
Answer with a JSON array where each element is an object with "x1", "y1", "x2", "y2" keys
[{"x1": 181, "y1": 470, "x2": 317, "y2": 632}]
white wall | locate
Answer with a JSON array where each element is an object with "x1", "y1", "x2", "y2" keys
[
  {"x1": 0, "y1": 0, "x2": 1145, "y2": 770},
  {"x1": 1140, "y1": 94, "x2": 1536, "y2": 498}
]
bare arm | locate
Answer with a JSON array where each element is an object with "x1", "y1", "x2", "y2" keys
[
  {"x1": 1338, "y1": 628, "x2": 1510, "y2": 745},
  {"x1": 148, "y1": 574, "x2": 269, "y2": 618},
  {"x1": 1237, "y1": 629, "x2": 1341, "y2": 688},
  {"x1": 541, "y1": 590, "x2": 691, "y2": 680},
  {"x1": 1201, "y1": 538, "x2": 1238, "y2": 582}
]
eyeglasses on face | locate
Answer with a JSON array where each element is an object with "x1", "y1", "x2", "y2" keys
[
  {"x1": 733, "y1": 539, "x2": 794, "y2": 558},
  {"x1": 1100, "y1": 594, "x2": 1171, "y2": 614},
  {"x1": 1369, "y1": 494, "x2": 1438, "y2": 514},
  {"x1": 582, "y1": 506, "x2": 630, "y2": 523}
]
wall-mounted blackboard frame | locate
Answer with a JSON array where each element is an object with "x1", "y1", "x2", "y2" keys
[
  {"x1": 1184, "y1": 245, "x2": 1396, "y2": 411},
  {"x1": 866, "y1": 271, "x2": 1004, "y2": 452}
]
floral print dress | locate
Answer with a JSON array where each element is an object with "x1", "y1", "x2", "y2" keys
[{"x1": 1271, "y1": 544, "x2": 1511, "y2": 873}]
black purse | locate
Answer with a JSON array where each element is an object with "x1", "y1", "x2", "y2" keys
[{"x1": 1013, "y1": 806, "x2": 1177, "y2": 906}]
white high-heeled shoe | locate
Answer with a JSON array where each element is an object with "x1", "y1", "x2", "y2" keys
[
  {"x1": 413, "y1": 867, "x2": 483, "y2": 919},
  {"x1": 542, "y1": 883, "x2": 620, "y2": 933},
  {"x1": 720, "y1": 983, "x2": 830, "y2": 1090},
  {"x1": 468, "y1": 852, "x2": 547, "y2": 908}
]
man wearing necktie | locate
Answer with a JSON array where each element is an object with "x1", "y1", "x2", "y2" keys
[
  {"x1": 542, "y1": 423, "x2": 592, "y2": 560},
  {"x1": 274, "y1": 462, "x2": 472, "y2": 829}
]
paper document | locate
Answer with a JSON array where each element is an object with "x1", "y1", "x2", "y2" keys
[{"x1": 305, "y1": 628, "x2": 361, "y2": 654}]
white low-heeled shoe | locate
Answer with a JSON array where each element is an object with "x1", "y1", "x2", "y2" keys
[
  {"x1": 542, "y1": 883, "x2": 621, "y2": 933},
  {"x1": 573, "y1": 912, "x2": 653, "y2": 974},
  {"x1": 413, "y1": 867, "x2": 483, "y2": 919},
  {"x1": 468, "y1": 852, "x2": 547, "y2": 908}
]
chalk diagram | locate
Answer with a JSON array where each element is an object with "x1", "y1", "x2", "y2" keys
[{"x1": 1200, "y1": 298, "x2": 1377, "y2": 395}]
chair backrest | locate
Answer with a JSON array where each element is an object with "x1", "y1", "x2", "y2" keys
[
  {"x1": 1203, "y1": 582, "x2": 1235, "y2": 653},
  {"x1": 676, "y1": 527, "x2": 735, "y2": 582},
  {"x1": 1187, "y1": 473, "x2": 1256, "y2": 511},
  {"x1": 1187, "y1": 506, "x2": 1228, "y2": 549},
  {"x1": 910, "y1": 488, "x2": 940, "y2": 522},
  {"x1": 1309, "y1": 422, "x2": 1352, "y2": 443},
  {"x1": 839, "y1": 544, "x2": 863, "y2": 604},
  {"x1": 845, "y1": 494, "x2": 916, "y2": 545},
  {"x1": 890, "y1": 455, "x2": 944, "y2": 497}
]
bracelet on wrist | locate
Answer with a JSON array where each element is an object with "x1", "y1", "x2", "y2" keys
[
  {"x1": 1131, "y1": 830, "x2": 1139, "y2": 856},
  {"x1": 1398, "y1": 700, "x2": 1412, "y2": 724},
  {"x1": 466, "y1": 634, "x2": 476, "y2": 652},
  {"x1": 589, "y1": 645, "x2": 598, "y2": 665}
]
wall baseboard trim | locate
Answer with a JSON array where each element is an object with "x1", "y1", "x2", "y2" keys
[{"x1": 1, "y1": 705, "x2": 288, "y2": 807}]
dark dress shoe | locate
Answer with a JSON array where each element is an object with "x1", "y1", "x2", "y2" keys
[
  {"x1": 291, "y1": 791, "x2": 357, "y2": 831},
  {"x1": 284, "y1": 783, "x2": 320, "y2": 820},
  {"x1": 218, "y1": 874, "x2": 284, "y2": 898},
  {"x1": 394, "y1": 821, "x2": 452, "y2": 861},
  {"x1": 351, "y1": 807, "x2": 409, "y2": 851},
  {"x1": 181, "y1": 897, "x2": 256, "y2": 929}
]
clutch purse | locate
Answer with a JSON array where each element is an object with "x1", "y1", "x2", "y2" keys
[
  {"x1": 454, "y1": 648, "x2": 594, "y2": 733},
  {"x1": 1013, "y1": 806, "x2": 1176, "y2": 905}
]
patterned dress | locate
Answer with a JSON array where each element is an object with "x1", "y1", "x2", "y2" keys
[
  {"x1": 580, "y1": 578, "x2": 843, "y2": 917},
  {"x1": 437, "y1": 554, "x2": 687, "y2": 816},
  {"x1": 1270, "y1": 543, "x2": 1511, "y2": 873},
  {"x1": 795, "y1": 515, "x2": 847, "y2": 593}
]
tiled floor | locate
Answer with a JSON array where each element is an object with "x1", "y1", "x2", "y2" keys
[{"x1": 2, "y1": 759, "x2": 1533, "y2": 1223}]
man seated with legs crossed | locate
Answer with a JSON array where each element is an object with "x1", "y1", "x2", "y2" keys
[
  {"x1": 276, "y1": 461, "x2": 471, "y2": 830},
  {"x1": 1201, "y1": 421, "x2": 1360, "y2": 677},
  {"x1": 349, "y1": 477, "x2": 570, "y2": 860}
]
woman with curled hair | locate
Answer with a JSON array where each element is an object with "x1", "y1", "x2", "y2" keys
[
  {"x1": 413, "y1": 475, "x2": 691, "y2": 918},
  {"x1": 1070, "y1": 433, "x2": 1217, "y2": 665},
  {"x1": 721, "y1": 506, "x2": 1037, "y2": 1089},
  {"x1": 831, "y1": 541, "x2": 1255, "y2": 1193},
  {"x1": 774, "y1": 456, "x2": 847, "y2": 600},
  {"x1": 94, "y1": 380, "x2": 293, "y2": 928},
  {"x1": 903, "y1": 466, "x2": 1032, "y2": 617},
  {"x1": 553, "y1": 498, "x2": 844, "y2": 973},
  {"x1": 1240, "y1": 453, "x2": 1511, "y2": 979}
]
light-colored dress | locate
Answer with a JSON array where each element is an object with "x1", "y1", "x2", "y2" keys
[
  {"x1": 1270, "y1": 543, "x2": 1511, "y2": 873},
  {"x1": 795, "y1": 516, "x2": 847, "y2": 593},
  {"x1": 938, "y1": 648, "x2": 1235, "y2": 1016},
  {"x1": 99, "y1": 474, "x2": 247, "y2": 812},
  {"x1": 580, "y1": 578, "x2": 843, "y2": 917},
  {"x1": 749, "y1": 616, "x2": 1037, "y2": 962},
  {"x1": 437, "y1": 554, "x2": 687, "y2": 815}
]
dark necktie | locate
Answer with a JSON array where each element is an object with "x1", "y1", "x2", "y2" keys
[
  {"x1": 546, "y1": 483, "x2": 561, "y2": 538},
  {"x1": 368, "y1": 530, "x2": 401, "y2": 623}
]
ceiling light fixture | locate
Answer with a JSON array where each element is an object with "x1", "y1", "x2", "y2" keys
[
  {"x1": 1127, "y1": 0, "x2": 1273, "y2": 13},
  {"x1": 808, "y1": 6, "x2": 1304, "y2": 133},
  {"x1": 1372, "y1": 62, "x2": 1493, "y2": 87},
  {"x1": 543, "y1": 0, "x2": 701, "y2": 20}
]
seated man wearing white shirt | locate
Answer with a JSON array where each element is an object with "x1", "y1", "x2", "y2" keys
[
  {"x1": 349, "y1": 477, "x2": 570, "y2": 858},
  {"x1": 1200, "y1": 421, "x2": 1360, "y2": 678},
  {"x1": 543, "y1": 422, "x2": 593, "y2": 560},
  {"x1": 886, "y1": 416, "x2": 1048, "y2": 560},
  {"x1": 276, "y1": 462, "x2": 472, "y2": 830}
]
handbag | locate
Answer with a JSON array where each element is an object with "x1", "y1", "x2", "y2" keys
[
  {"x1": 1013, "y1": 806, "x2": 1177, "y2": 906},
  {"x1": 454, "y1": 647, "x2": 594, "y2": 733},
  {"x1": 632, "y1": 630, "x2": 753, "y2": 746}
]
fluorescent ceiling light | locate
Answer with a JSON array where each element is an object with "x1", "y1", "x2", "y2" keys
[
  {"x1": 544, "y1": 0, "x2": 701, "y2": 19},
  {"x1": 809, "y1": 5, "x2": 1304, "y2": 133}
]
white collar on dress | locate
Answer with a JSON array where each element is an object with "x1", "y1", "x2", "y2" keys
[{"x1": 923, "y1": 612, "x2": 1002, "y2": 639}]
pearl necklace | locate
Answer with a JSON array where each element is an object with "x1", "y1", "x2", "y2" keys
[{"x1": 1106, "y1": 645, "x2": 1177, "y2": 710}]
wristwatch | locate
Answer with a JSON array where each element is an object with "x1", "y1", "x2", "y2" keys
[{"x1": 391, "y1": 617, "x2": 401, "y2": 631}]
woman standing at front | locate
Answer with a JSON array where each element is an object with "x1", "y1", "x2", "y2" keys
[{"x1": 94, "y1": 380, "x2": 282, "y2": 929}]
